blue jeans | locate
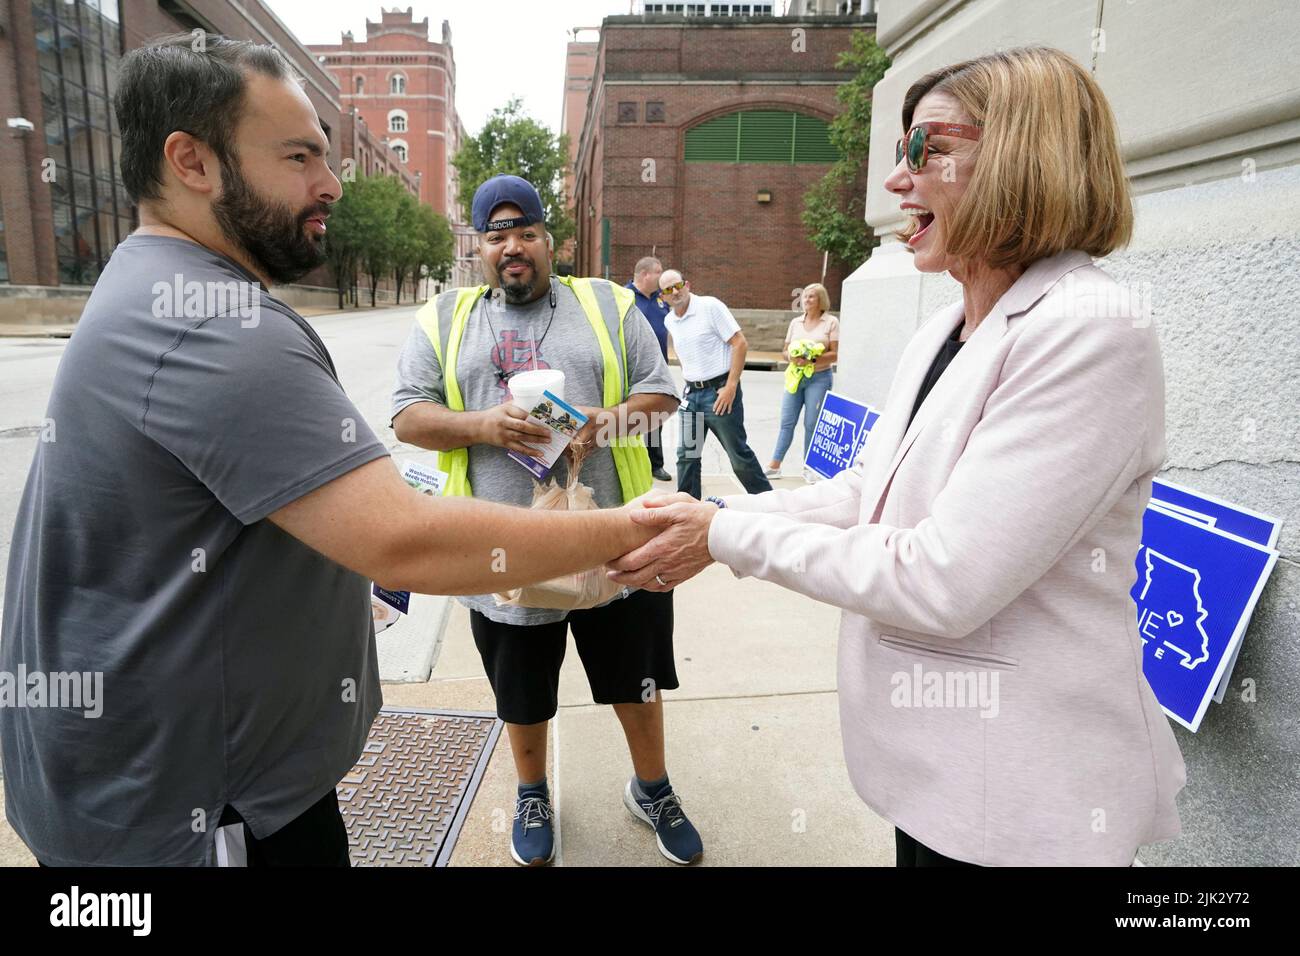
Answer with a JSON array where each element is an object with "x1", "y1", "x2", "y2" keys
[
  {"x1": 771, "y1": 368, "x2": 833, "y2": 465},
  {"x1": 676, "y1": 382, "x2": 774, "y2": 500}
]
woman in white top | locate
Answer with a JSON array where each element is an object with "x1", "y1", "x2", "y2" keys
[{"x1": 766, "y1": 283, "x2": 839, "y2": 476}]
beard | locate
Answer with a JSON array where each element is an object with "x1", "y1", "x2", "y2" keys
[
  {"x1": 211, "y1": 155, "x2": 328, "y2": 285},
  {"x1": 496, "y1": 256, "x2": 539, "y2": 304}
]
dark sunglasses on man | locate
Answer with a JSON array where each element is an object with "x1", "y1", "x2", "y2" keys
[
  {"x1": 895, "y1": 122, "x2": 982, "y2": 172},
  {"x1": 661, "y1": 280, "x2": 686, "y2": 295}
]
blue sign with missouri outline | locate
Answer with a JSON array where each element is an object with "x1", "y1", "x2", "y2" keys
[
  {"x1": 1132, "y1": 504, "x2": 1277, "y2": 732},
  {"x1": 804, "y1": 391, "x2": 880, "y2": 479},
  {"x1": 1149, "y1": 480, "x2": 1282, "y2": 703}
]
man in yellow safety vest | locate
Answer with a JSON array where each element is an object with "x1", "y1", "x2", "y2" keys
[{"x1": 391, "y1": 175, "x2": 702, "y2": 866}]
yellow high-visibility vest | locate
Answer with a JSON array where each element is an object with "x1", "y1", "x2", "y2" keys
[{"x1": 414, "y1": 275, "x2": 653, "y2": 501}]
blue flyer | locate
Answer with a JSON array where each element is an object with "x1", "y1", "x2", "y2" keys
[{"x1": 506, "y1": 390, "x2": 589, "y2": 481}]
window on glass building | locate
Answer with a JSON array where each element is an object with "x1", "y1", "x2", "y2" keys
[{"x1": 33, "y1": 0, "x2": 128, "y2": 285}]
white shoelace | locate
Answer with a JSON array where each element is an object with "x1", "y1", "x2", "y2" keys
[
  {"x1": 516, "y1": 795, "x2": 552, "y2": 830},
  {"x1": 641, "y1": 790, "x2": 685, "y2": 828}
]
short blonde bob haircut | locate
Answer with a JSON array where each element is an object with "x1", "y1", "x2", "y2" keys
[
  {"x1": 898, "y1": 46, "x2": 1132, "y2": 268},
  {"x1": 800, "y1": 282, "x2": 831, "y2": 312}
]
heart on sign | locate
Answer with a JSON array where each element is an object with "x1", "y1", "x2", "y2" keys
[{"x1": 1166, "y1": 610, "x2": 1184, "y2": 627}]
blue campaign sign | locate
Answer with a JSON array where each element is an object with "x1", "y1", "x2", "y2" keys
[
  {"x1": 804, "y1": 391, "x2": 881, "y2": 479},
  {"x1": 1150, "y1": 480, "x2": 1283, "y2": 703},
  {"x1": 1132, "y1": 505, "x2": 1277, "y2": 731},
  {"x1": 1152, "y1": 478, "x2": 1280, "y2": 549}
]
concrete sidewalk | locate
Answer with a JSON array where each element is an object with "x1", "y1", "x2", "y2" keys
[{"x1": 387, "y1": 472, "x2": 893, "y2": 868}]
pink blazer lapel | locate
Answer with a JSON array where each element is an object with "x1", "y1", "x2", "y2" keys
[
  {"x1": 862, "y1": 303, "x2": 1008, "y2": 522},
  {"x1": 858, "y1": 301, "x2": 964, "y2": 520},
  {"x1": 859, "y1": 250, "x2": 1097, "y2": 524}
]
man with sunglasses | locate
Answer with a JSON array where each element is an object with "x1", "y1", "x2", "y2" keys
[
  {"x1": 659, "y1": 270, "x2": 773, "y2": 501},
  {"x1": 390, "y1": 176, "x2": 703, "y2": 867}
]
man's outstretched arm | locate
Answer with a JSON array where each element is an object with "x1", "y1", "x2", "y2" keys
[{"x1": 271, "y1": 457, "x2": 657, "y2": 595}]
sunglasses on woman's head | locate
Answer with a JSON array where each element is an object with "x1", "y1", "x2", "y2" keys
[{"x1": 895, "y1": 122, "x2": 983, "y2": 172}]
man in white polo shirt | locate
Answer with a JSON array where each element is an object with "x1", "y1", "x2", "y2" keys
[{"x1": 660, "y1": 269, "x2": 773, "y2": 499}]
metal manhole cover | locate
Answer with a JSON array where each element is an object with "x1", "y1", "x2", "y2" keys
[{"x1": 339, "y1": 706, "x2": 502, "y2": 867}]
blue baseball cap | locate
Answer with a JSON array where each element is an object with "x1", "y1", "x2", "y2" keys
[{"x1": 471, "y1": 175, "x2": 547, "y2": 233}]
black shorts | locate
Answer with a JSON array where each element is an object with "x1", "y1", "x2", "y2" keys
[
  {"x1": 470, "y1": 588, "x2": 678, "y2": 725},
  {"x1": 220, "y1": 791, "x2": 350, "y2": 867}
]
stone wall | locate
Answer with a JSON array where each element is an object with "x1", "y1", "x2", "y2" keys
[{"x1": 836, "y1": 0, "x2": 1300, "y2": 865}]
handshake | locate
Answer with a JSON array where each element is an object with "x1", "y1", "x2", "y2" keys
[{"x1": 603, "y1": 492, "x2": 723, "y2": 592}]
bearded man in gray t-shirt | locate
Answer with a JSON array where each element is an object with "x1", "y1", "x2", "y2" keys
[
  {"x1": 0, "y1": 37, "x2": 661, "y2": 868},
  {"x1": 391, "y1": 175, "x2": 705, "y2": 866}
]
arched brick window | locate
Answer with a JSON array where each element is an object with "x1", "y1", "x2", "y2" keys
[{"x1": 685, "y1": 109, "x2": 837, "y2": 164}]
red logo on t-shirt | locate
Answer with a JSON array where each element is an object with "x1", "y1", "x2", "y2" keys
[{"x1": 492, "y1": 330, "x2": 551, "y2": 392}]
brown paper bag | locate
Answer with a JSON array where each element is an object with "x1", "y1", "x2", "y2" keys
[{"x1": 493, "y1": 445, "x2": 631, "y2": 611}]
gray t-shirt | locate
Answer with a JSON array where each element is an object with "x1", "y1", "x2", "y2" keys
[
  {"x1": 0, "y1": 235, "x2": 388, "y2": 866},
  {"x1": 392, "y1": 279, "x2": 678, "y2": 626}
]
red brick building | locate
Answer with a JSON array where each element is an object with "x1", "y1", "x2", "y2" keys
[
  {"x1": 559, "y1": 32, "x2": 599, "y2": 264},
  {"x1": 571, "y1": 12, "x2": 874, "y2": 310},
  {"x1": 338, "y1": 106, "x2": 419, "y2": 185},
  {"x1": 310, "y1": 9, "x2": 463, "y2": 223},
  {"x1": 561, "y1": 33, "x2": 599, "y2": 210},
  {"x1": 0, "y1": 0, "x2": 415, "y2": 293}
]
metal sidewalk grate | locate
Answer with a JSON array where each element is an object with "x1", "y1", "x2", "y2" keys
[{"x1": 339, "y1": 706, "x2": 503, "y2": 867}]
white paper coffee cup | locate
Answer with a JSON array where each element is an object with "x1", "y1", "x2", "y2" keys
[{"x1": 510, "y1": 369, "x2": 566, "y2": 411}]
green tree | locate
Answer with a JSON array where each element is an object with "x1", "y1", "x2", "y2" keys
[
  {"x1": 392, "y1": 196, "x2": 454, "y2": 303},
  {"x1": 452, "y1": 98, "x2": 575, "y2": 246},
  {"x1": 323, "y1": 178, "x2": 363, "y2": 309},
  {"x1": 329, "y1": 173, "x2": 455, "y2": 307},
  {"x1": 351, "y1": 175, "x2": 405, "y2": 306},
  {"x1": 802, "y1": 31, "x2": 892, "y2": 269},
  {"x1": 326, "y1": 173, "x2": 401, "y2": 307},
  {"x1": 391, "y1": 192, "x2": 422, "y2": 305},
  {"x1": 415, "y1": 203, "x2": 455, "y2": 290}
]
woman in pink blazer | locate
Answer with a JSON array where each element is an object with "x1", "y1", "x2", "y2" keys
[{"x1": 609, "y1": 46, "x2": 1186, "y2": 866}]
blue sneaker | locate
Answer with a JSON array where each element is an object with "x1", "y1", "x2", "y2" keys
[
  {"x1": 511, "y1": 784, "x2": 555, "y2": 867},
  {"x1": 624, "y1": 777, "x2": 703, "y2": 865}
]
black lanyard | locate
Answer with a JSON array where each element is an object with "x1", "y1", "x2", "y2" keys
[{"x1": 484, "y1": 279, "x2": 559, "y2": 387}]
